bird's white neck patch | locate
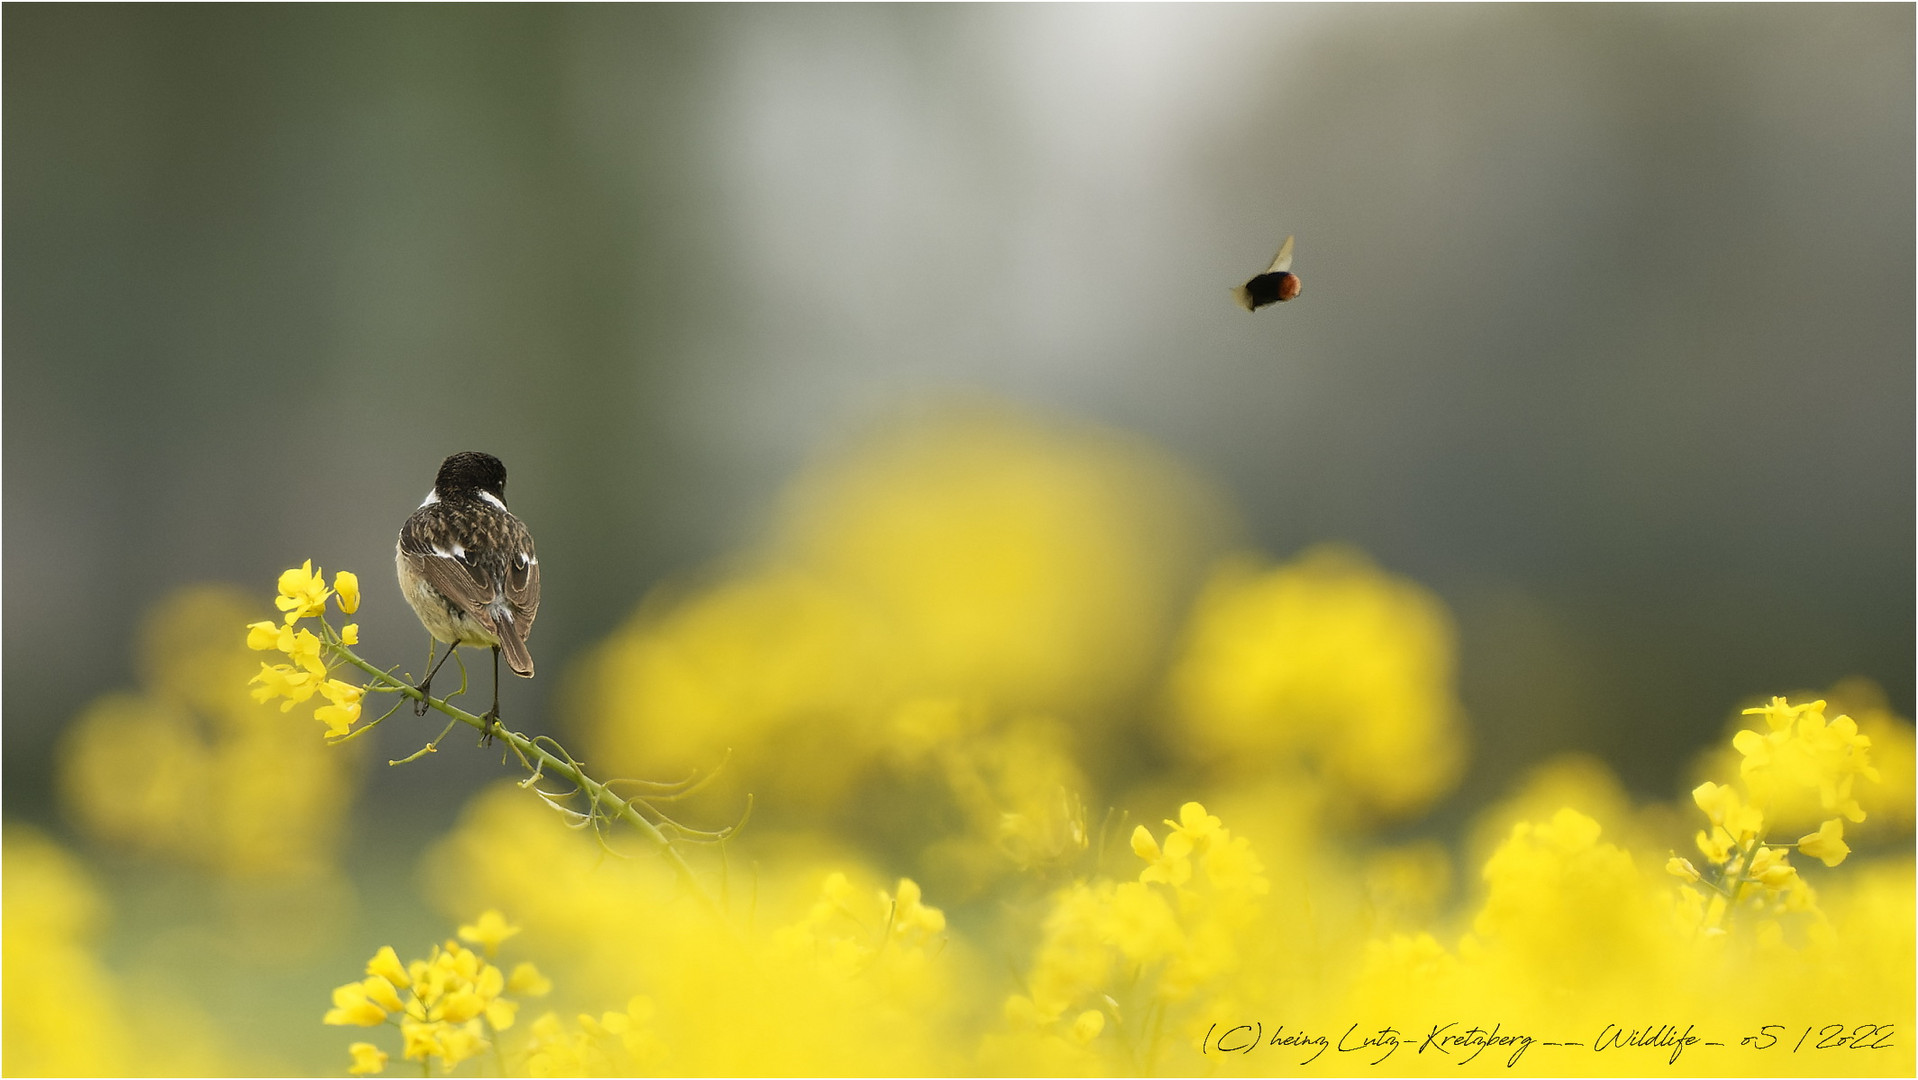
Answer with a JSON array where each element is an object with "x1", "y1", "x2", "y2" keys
[
  {"x1": 478, "y1": 490, "x2": 507, "y2": 510},
  {"x1": 419, "y1": 489, "x2": 441, "y2": 508}
]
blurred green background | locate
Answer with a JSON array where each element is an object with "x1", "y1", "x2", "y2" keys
[{"x1": 5, "y1": 0, "x2": 1910, "y2": 1004}]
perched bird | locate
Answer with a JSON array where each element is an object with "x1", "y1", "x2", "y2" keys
[
  {"x1": 396, "y1": 451, "x2": 541, "y2": 744},
  {"x1": 1233, "y1": 234, "x2": 1302, "y2": 310}
]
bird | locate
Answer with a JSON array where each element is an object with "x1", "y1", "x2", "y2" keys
[
  {"x1": 395, "y1": 451, "x2": 540, "y2": 745},
  {"x1": 1233, "y1": 234, "x2": 1301, "y2": 310}
]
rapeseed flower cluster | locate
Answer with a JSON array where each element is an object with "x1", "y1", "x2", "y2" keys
[
  {"x1": 1672, "y1": 695, "x2": 1882, "y2": 933},
  {"x1": 567, "y1": 405, "x2": 1229, "y2": 825},
  {"x1": 987, "y1": 802, "x2": 1270, "y2": 1073},
  {"x1": 3, "y1": 828, "x2": 234, "y2": 1075},
  {"x1": 421, "y1": 784, "x2": 976, "y2": 1075},
  {"x1": 520, "y1": 996, "x2": 664, "y2": 1077},
  {"x1": 322, "y1": 913, "x2": 552, "y2": 1075},
  {"x1": 58, "y1": 585, "x2": 360, "y2": 878},
  {"x1": 245, "y1": 561, "x2": 368, "y2": 738},
  {"x1": 1166, "y1": 547, "x2": 1466, "y2": 823}
]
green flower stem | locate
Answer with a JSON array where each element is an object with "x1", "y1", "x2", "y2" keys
[{"x1": 321, "y1": 636, "x2": 726, "y2": 923}]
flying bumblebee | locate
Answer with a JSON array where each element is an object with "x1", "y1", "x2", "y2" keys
[{"x1": 1233, "y1": 234, "x2": 1301, "y2": 310}]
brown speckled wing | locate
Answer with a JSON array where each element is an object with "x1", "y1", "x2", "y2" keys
[{"x1": 399, "y1": 502, "x2": 541, "y2": 674}]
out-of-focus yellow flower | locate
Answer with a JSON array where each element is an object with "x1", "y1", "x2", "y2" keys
[
  {"x1": 886, "y1": 878, "x2": 947, "y2": 938},
  {"x1": 4, "y1": 832, "x2": 238, "y2": 1074},
  {"x1": 323, "y1": 981, "x2": 388, "y2": 1027},
  {"x1": 1467, "y1": 754, "x2": 1669, "y2": 874},
  {"x1": 508, "y1": 961, "x2": 552, "y2": 997},
  {"x1": 524, "y1": 997, "x2": 667, "y2": 1077},
  {"x1": 1132, "y1": 824, "x2": 1191, "y2": 887},
  {"x1": 1734, "y1": 696, "x2": 1878, "y2": 824},
  {"x1": 428, "y1": 783, "x2": 980, "y2": 1075},
  {"x1": 570, "y1": 404, "x2": 1228, "y2": 815},
  {"x1": 60, "y1": 586, "x2": 361, "y2": 880},
  {"x1": 995, "y1": 801, "x2": 1266, "y2": 1072},
  {"x1": 458, "y1": 909, "x2": 521, "y2": 956},
  {"x1": 1742, "y1": 695, "x2": 1825, "y2": 731},
  {"x1": 1693, "y1": 680, "x2": 1913, "y2": 843},
  {"x1": 334, "y1": 571, "x2": 360, "y2": 615},
  {"x1": 4, "y1": 828, "x2": 134, "y2": 1075},
  {"x1": 1692, "y1": 779, "x2": 1764, "y2": 861},
  {"x1": 1798, "y1": 818, "x2": 1851, "y2": 868},
  {"x1": 1833, "y1": 680, "x2": 1915, "y2": 836},
  {"x1": 1665, "y1": 856, "x2": 1702, "y2": 882},
  {"x1": 1677, "y1": 695, "x2": 1889, "y2": 939},
  {"x1": 368, "y1": 945, "x2": 409, "y2": 988},
  {"x1": 361, "y1": 975, "x2": 405, "y2": 1013},
  {"x1": 1165, "y1": 546, "x2": 1466, "y2": 822},
  {"x1": 399, "y1": 1019, "x2": 441, "y2": 1062},
  {"x1": 1464, "y1": 808, "x2": 1679, "y2": 1009},
  {"x1": 777, "y1": 871, "x2": 950, "y2": 977},
  {"x1": 1746, "y1": 844, "x2": 1798, "y2": 888},
  {"x1": 276, "y1": 560, "x2": 333, "y2": 621},
  {"x1": 919, "y1": 716, "x2": 1093, "y2": 889},
  {"x1": 346, "y1": 1041, "x2": 387, "y2": 1075}
]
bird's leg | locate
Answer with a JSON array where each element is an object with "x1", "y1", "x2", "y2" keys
[
  {"x1": 478, "y1": 644, "x2": 502, "y2": 747},
  {"x1": 414, "y1": 639, "x2": 457, "y2": 716}
]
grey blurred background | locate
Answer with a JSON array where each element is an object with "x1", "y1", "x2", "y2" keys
[{"x1": 6, "y1": 4, "x2": 1911, "y2": 834}]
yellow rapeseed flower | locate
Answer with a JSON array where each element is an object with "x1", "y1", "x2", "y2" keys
[
  {"x1": 334, "y1": 571, "x2": 360, "y2": 615},
  {"x1": 1133, "y1": 824, "x2": 1192, "y2": 887},
  {"x1": 507, "y1": 962, "x2": 552, "y2": 997},
  {"x1": 1166, "y1": 801, "x2": 1223, "y2": 845},
  {"x1": 1797, "y1": 818, "x2": 1851, "y2": 867},
  {"x1": 399, "y1": 1019, "x2": 441, "y2": 1062},
  {"x1": 276, "y1": 560, "x2": 332, "y2": 621},
  {"x1": 1741, "y1": 695, "x2": 1824, "y2": 731},
  {"x1": 284, "y1": 627, "x2": 326, "y2": 676},
  {"x1": 457, "y1": 909, "x2": 521, "y2": 956},
  {"x1": 323, "y1": 981, "x2": 387, "y2": 1027},
  {"x1": 346, "y1": 1041, "x2": 387, "y2": 1076},
  {"x1": 886, "y1": 878, "x2": 947, "y2": 939},
  {"x1": 1746, "y1": 845, "x2": 1798, "y2": 888},
  {"x1": 249, "y1": 663, "x2": 319, "y2": 710},
  {"x1": 314, "y1": 680, "x2": 364, "y2": 738},
  {"x1": 367, "y1": 946, "x2": 409, "y2": 988},
  {"x1": 1732, "y1": 696, "x2": 1878, "y2": 825},
  {"x1": 361, "y1": 975, "x2": 404, "y2": 1014},
  {"x1": 434, "y1": 1022, "x2": 486, "y2": 1069},
  {"x1": 1165, "y1": 547, "x2": 1467, "y2": 821}
]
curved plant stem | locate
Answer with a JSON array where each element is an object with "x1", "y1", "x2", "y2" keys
[{"x1": 323, "y1": 634, "x2": 725, "y2": 921}]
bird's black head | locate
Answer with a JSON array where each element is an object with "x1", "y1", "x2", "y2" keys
[{"x1": 434, "y1": 451, "x2": 508, "y2": 502}]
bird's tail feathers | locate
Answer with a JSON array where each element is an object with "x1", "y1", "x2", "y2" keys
[{"x1": 498, "y1": 629, "x2": 535, "y2": 678}]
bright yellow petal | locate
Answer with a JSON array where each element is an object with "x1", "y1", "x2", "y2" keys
[{"x1": 335, "y1": 570, "x2": 361, "y2": 614}]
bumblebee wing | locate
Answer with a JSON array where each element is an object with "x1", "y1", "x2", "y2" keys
[
  {"x1": 1231, "y1": 283, "x2": 1256, "y2": 311},
  {"x1": 1266, "y1": 234, "x2": 1295, "y2": 274}
]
